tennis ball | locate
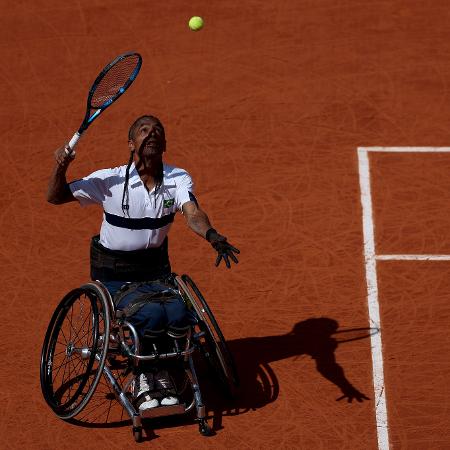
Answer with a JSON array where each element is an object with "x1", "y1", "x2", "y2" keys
[{"x1": 189, "y1": 16, "x2": 204, "y2": 31}]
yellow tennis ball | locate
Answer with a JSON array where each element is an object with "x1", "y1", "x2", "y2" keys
[{"x1": 189, "y1": 16, "x2": 204, "y2": 31}]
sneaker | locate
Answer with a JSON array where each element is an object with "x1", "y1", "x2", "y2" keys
[
  {"x1": 160, "y1": 395, "x2": 179, "y2": 406},
  {"x1": 131, "y1": 372, "x2": 159, "y2": 411},
  {"x1": 139, "y1": 394, "x2": 159, "y2": 411},
  {"x1": 155, "y1": 369, "x2": 179, "y2": 406}
]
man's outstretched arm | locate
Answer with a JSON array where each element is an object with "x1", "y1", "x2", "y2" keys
[
  {"x1": 47, "y1": 145, "x2": 77, "y2": 204},
  {"x1": 182, "y1": 201, "x2": 240, "y2": 268}
]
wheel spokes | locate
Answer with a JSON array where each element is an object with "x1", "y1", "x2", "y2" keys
[{"x1": 46, "y1": 292, "x2": 99, "y2": 410}]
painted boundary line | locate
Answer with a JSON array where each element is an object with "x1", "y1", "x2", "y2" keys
[
  {"x1": 357, "y1": 146, "x2": 450, "y2": 450},
  {"x1": 362, "y1": 147, "x2": 450, "y2": 152},
  {"x1": 357, "y1": 148, "x2": 389, "y2": 450},
  {"x1": 377, "y1": 255, "x2": 450, "y2": 260}
]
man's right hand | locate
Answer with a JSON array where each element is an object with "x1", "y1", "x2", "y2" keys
[
  {"x1": 47, "y1": 144, "x2": 77, "y2": 204},
  {"x1": 54, "y1": 144, "x2": 76, "y2": 168}
]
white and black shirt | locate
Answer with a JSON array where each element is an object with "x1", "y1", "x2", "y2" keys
[{"x1": 69, "y1": 162, "x2": 193, "y2": 251}]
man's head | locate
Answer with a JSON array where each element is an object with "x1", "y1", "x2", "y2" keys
[
  {"x1": 128, "y1": 115, "x2": 166, "y2": 160},
  {"x1": 121, "y1": 115, "x2": 166, "y2": 216}
]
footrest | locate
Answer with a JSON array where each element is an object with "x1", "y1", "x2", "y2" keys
[{"x1": 140, "y1": 403, "x2": 186, "y2": 418}]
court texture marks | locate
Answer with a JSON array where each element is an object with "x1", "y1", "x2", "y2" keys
[{"x1": 1, "y1": 1, "x2": 450, "y2": 448}]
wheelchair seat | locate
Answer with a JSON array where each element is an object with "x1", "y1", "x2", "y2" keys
[{"x1": 40, "y1": 274, "x2": 239, "y2": 442}]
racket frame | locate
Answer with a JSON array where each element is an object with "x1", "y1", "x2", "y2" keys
[{"x1": 68, "y1": 51, "x2": 142, "y2": 150}]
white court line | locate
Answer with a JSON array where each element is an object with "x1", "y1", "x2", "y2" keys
[
  {"x1": 377, "y1": 255, "x2": 450, "y2": 261},
  {"x1": 358, "y1": 146, "x2": 450, "y2": 449},
  {"x1": 360, "y1": 147, "x2": 450, "y2": 153},
  {"x1": 357, "y1": 148, "x2": 390, "y2": 450}
]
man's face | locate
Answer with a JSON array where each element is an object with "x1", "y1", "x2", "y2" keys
[{"x1": 129, "y1": 119, "x2": 166, "y2": 159}]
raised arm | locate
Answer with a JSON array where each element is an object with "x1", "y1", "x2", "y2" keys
[
  {"x1": 47, "y1": 145, "x2": 77, "y2": 204},
  {"x1": 182, "y1": 201, "x2": 240, "y2": 268}
]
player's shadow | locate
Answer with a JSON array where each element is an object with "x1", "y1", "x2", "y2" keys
[
  {"x1": 65, "y1": 317, "x2": 376, "y2": 440},
  {"x1": 204, "y1": 317, "x2": 377, "y2": 431}
]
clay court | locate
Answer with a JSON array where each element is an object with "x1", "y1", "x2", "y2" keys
[{"x1": 1, "y1": 1, "x2": 450, "y2": 448}]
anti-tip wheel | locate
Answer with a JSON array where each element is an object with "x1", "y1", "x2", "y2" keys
[
  {"x1": 133, "y1": 426, "x2": 143, "y2": 442},
  {"x1": 198, "y1": 419, "x2": 214, "y2": 437}
]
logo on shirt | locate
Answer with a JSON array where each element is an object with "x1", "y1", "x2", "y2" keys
[{"x1": 163, "y1": 198, "x2": 175, "y2": 208}]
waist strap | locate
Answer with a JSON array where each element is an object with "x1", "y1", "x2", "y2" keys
[
  {"x1": 90, "y1": 235, "x2": 171, "y2": 282},
  {"x1": 104, "y1": 210, "x2": 175, "y2": 230}
]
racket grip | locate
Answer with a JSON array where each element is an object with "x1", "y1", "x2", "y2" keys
[{"x1": 68, "y1": 132, "x2": 82, "y2": 151}]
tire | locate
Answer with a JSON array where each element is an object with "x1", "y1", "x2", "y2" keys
[
  {"x1": 40, "y1": 283, "x2": 110, "y2": 419},
  {"x1": 177, "y1": 275, "x2": 239, "y2": 395}
]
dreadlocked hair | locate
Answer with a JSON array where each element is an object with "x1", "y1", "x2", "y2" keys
[{"x1": 121, "y1": 149, "x2": 135, "y2": 217}]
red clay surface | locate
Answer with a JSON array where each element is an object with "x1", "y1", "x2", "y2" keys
[
  {"x1": 377, "y1": 261, "x2": 450, "y2": 448},
  {"x1": 372, "y1": 153, "x2": 450, "y2": 255},
  {"x1": 1, "y1": 0, "x2": 450, "y2": 448}
]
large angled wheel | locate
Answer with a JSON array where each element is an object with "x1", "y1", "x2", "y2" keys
[
  {"x1": 40, "y1": 282, "x2": 111, "y2": 419},
  {"x1": 176, "y1": 275, "x2": 239, "y2": 396}
]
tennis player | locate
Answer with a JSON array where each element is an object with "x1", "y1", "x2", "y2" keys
[{"x1": 47, "y1": 114, "x2": 239, "y2": 412}]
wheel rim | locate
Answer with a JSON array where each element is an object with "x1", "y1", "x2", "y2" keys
[
  {"x1": 40, "y1": 284, "x2": 110, "y2": 419},
  {"x1": 41, "y1": 289, "x2": 100, "y2": 415},
  {"x1": 179, "y1": 275, "x2": 239, "y2": 390}
]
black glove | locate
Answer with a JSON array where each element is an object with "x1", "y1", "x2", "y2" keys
[{"x1": 206, "y1": 228, "x2": 240, "y2": 268}]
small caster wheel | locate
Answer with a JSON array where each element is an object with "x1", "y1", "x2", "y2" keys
[
  {"x1": 133, "y1": 426, "x2": 142, "y2": 442},
  {"x1": 198, "y1": 419, "x2": 214, "y2": 437}
]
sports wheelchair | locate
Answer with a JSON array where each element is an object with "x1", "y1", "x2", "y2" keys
[{"x1": 40, "y1": 274, "x2": 239, "y2": 442}]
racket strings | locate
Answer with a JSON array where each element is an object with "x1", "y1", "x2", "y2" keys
[{"x1": 90, "y1": 55, "x2": 140, "y2": 109}]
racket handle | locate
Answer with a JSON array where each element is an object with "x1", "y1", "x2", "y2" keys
[{"x1": 68, "y1": 132, "x2": 82, "y2": 151}]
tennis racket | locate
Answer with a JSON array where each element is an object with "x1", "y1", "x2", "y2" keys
[{"x1": 67, "y1": 52, "x2": 142, "y2": 151}]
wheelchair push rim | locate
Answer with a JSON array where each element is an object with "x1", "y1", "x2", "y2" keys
[
  {"x1": 40, "y1": 283, "x2": 110, "y2": 419},
  {"x1": 178, "y1": 275, "x2": 239, "y2": 393}
]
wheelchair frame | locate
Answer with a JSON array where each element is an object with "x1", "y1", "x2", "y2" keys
[{"x1": 40, "y1": 274, "x2": 238, "y2": 442}]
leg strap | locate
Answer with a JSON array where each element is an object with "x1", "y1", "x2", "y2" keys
[{"x1": 114, "y1": 282, "x2": 180, "y2": 318}]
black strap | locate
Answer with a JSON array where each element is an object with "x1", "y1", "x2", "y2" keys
[
  {"x1": 121, "y1": 290, "x2": 179, "y2": 318},
  {"x1": 104, "y1": 211, "x2": 175, "y2": 230},
  {"x1": 113, "y1": 282, "x2": 142, "y2": 307}
]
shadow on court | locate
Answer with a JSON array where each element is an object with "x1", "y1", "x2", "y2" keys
[
  {"x1": 66, "y1": 317, "x2": 376, "y2": 440},
  {"x1": 205, "y1": 317, "x2": 376, "y2": 431}
]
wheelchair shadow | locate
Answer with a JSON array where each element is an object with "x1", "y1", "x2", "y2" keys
[{"x1": 203, "y1": 317, "x2": 378, "y2": 431}]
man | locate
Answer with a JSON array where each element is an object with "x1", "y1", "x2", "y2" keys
[{"x1": 47, "y1": 114, "x2": 239, "y2": 412}]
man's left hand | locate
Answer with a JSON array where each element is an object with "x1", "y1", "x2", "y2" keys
[{"x1": 207, "y1": 230, "x2": 240, "y2": 268}]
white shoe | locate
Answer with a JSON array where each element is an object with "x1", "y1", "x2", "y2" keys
[
  {"x1": 155, "y1": 369, "x2": 179, "y2": 406},
  {"x1": 139, "y1": 394, "x2": 159, "y2": 411},
  {"x1": 160, "y1": 395, "x2": 179, "y2": 406},
  {"x1": 131, "y1": 372, "x2": 159, "y2": 411}
]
